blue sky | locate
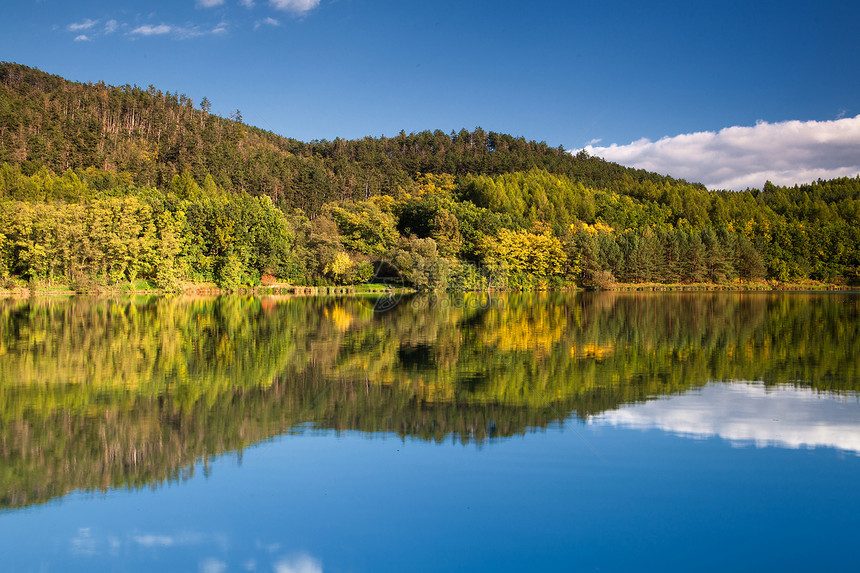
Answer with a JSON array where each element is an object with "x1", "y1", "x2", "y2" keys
[{"x1": 2, "y1": 0, "x2": 859, "y2": 189}]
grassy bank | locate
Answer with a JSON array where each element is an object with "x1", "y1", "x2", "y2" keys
[
  {"x1": 606, "y1": 280, "x2": 853, "y2": 292},
  {"x1": 0, "y1": 277, "x2": 411, "y2": 297},
  {"x1": 1, "y1": 276, "x2": 854, "y2": 298}
]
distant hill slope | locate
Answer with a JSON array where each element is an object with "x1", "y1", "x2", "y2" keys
[
  {"x1": 0, "y1": 62, "x2": 700, "y2": 212},
  {"x1": 2, "y1": 62, "x2": 859, "y2": 288}
]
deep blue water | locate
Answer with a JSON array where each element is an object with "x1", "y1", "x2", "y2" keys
[{"x1": 3, "y1": 387, "x2": 860, "y2": 573}]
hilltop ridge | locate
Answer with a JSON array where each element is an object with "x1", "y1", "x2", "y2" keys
[{"x1": 0, "y1": 62, "x2": 699, "y2": 212}]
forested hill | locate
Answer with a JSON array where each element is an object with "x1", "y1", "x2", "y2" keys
[
  {"x1": 1, "y1": 61, "x2": 859, "y2": 290},
  {"x1": 0, "y1": 61, "x2": 696, "y2": 212}
]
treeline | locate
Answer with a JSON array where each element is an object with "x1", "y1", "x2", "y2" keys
[{"x1": 2, "y1": 164, "x2": 860, "y2": 289}]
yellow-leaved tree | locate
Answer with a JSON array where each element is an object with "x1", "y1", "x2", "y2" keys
[{"x1": 478, "y1": 226, "x2": 567, "y2": 289}]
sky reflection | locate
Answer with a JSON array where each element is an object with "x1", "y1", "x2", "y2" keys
[
  {"x1": 65, "y1": 526, "x2": 322, "y2": 573},
  {"x1": 591, "y1": 381, "x2": 860, "y2": 453}
]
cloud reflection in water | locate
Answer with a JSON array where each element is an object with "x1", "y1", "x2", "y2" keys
[{"x1": 590, "y1": 382, "x2": 860, "y2": 454}]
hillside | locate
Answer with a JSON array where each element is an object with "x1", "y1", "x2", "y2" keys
[
  {"x1": 1, "y1": 62, "x2": 859, "y2": 289},
  {"x1": 0, "y1": 62, "x2": 695, "y2": 214}
]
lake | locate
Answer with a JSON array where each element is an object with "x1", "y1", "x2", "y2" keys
[{"x1": 0, "y1": 291, "x2": 858, "y2": 572}]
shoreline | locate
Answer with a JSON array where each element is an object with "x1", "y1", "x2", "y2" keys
[
  {"x1": 604, "y1": 280, "x2": 852, "y2": 292},
  {"x1": 0, "y1": 280, "x2": 855, "y2": 298},
  {"x1": 0, "y1": 282, "x2": 412, "y2": 298}
]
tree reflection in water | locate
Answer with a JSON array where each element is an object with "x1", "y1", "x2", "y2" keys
[{"x1": 0, "y1": 291, "x2": 857, "y2": 509}]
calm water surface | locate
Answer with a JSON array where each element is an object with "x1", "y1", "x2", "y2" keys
[{"x1": 0, "y1": 292, "x2": 858, "y2": 572}]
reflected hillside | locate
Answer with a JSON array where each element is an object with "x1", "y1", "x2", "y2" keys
[{"x1": 0, "y1": 292, "x2": 858, "y2": 509}]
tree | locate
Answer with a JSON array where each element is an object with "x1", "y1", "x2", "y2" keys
[
  {"x1": 478, "y1": 228, "x2": 566, "y2": 289},
  {"x1": 431, "y1": 209, "x2": 463, "y2": 258},
  {"x1": 682, "y1": 230, "x2": 707, "y2": 283},
  {"x1": 153, "y1": 210, "x2": 184, "y2": 290}
]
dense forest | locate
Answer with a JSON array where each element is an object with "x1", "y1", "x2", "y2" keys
[
  {"x1": 1, "y1": 62, "x2": 859, "y2": 290},
  {"x1": 2, "y1": 292, "x2": 858, "y2": 509}
]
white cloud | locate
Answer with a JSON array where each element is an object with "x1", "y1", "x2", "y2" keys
[
  {"x1": 127, "y1": 23, "x2": 226, "y2": 39},
  {"x1": 592, "y1": 382, "x2": 860, "y2": 454},
  {"x1": 68, "y1": 18, "x2": 98, "y2": 31},
  {"x1": 64, "y1": 17, "x2": 120, "y2": 40},
  {"x1": 108, "y1": 536, "x2": 121, "y2": 555},
  {"x1": 269, "y1": 0, "x2": 321, "y2": 15},
  {"x1": 580, "y1": 115, "x2": 860, "y2": 190},
  {"x1": 175, "y1": 25, "x2": 208, "y2": 39},
  {"x1": 200, "y1": 558, "x2": 228, "y2": 573},
  {"x1": 257, "y1": 540, "x2": 281, "y2": 553},
  {"x1": 134, "y1": 534, "x2": 175, "y2": 547},
  {"x1": 130, "y1": 24, "x2": 174, "y2": 36},
  {"x1": 71, "y1": 528, "x2": 98, "y2": 556},
  {"x1": 133, "y1": 531, "x2": 207, "y2": 547},
  {"x1": 254, "y1": 16, "x2": 281, "y2": 29},
  {"x1": 274, "y1": 554, "x2": 323, "y2": 573},
  {"x1": 197, "y1": 0, "x2": 225, "y2": 6}
]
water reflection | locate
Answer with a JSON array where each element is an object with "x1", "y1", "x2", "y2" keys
[
  {"x1": 592, "y1": 382, "x2": 860, "y2": 453},
  {"x1": 0, "y1": 292, "x2": 858, "y2": 510},
  {"x1": 65, "y1": 525, "x2": 322, "y2": 573}
]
